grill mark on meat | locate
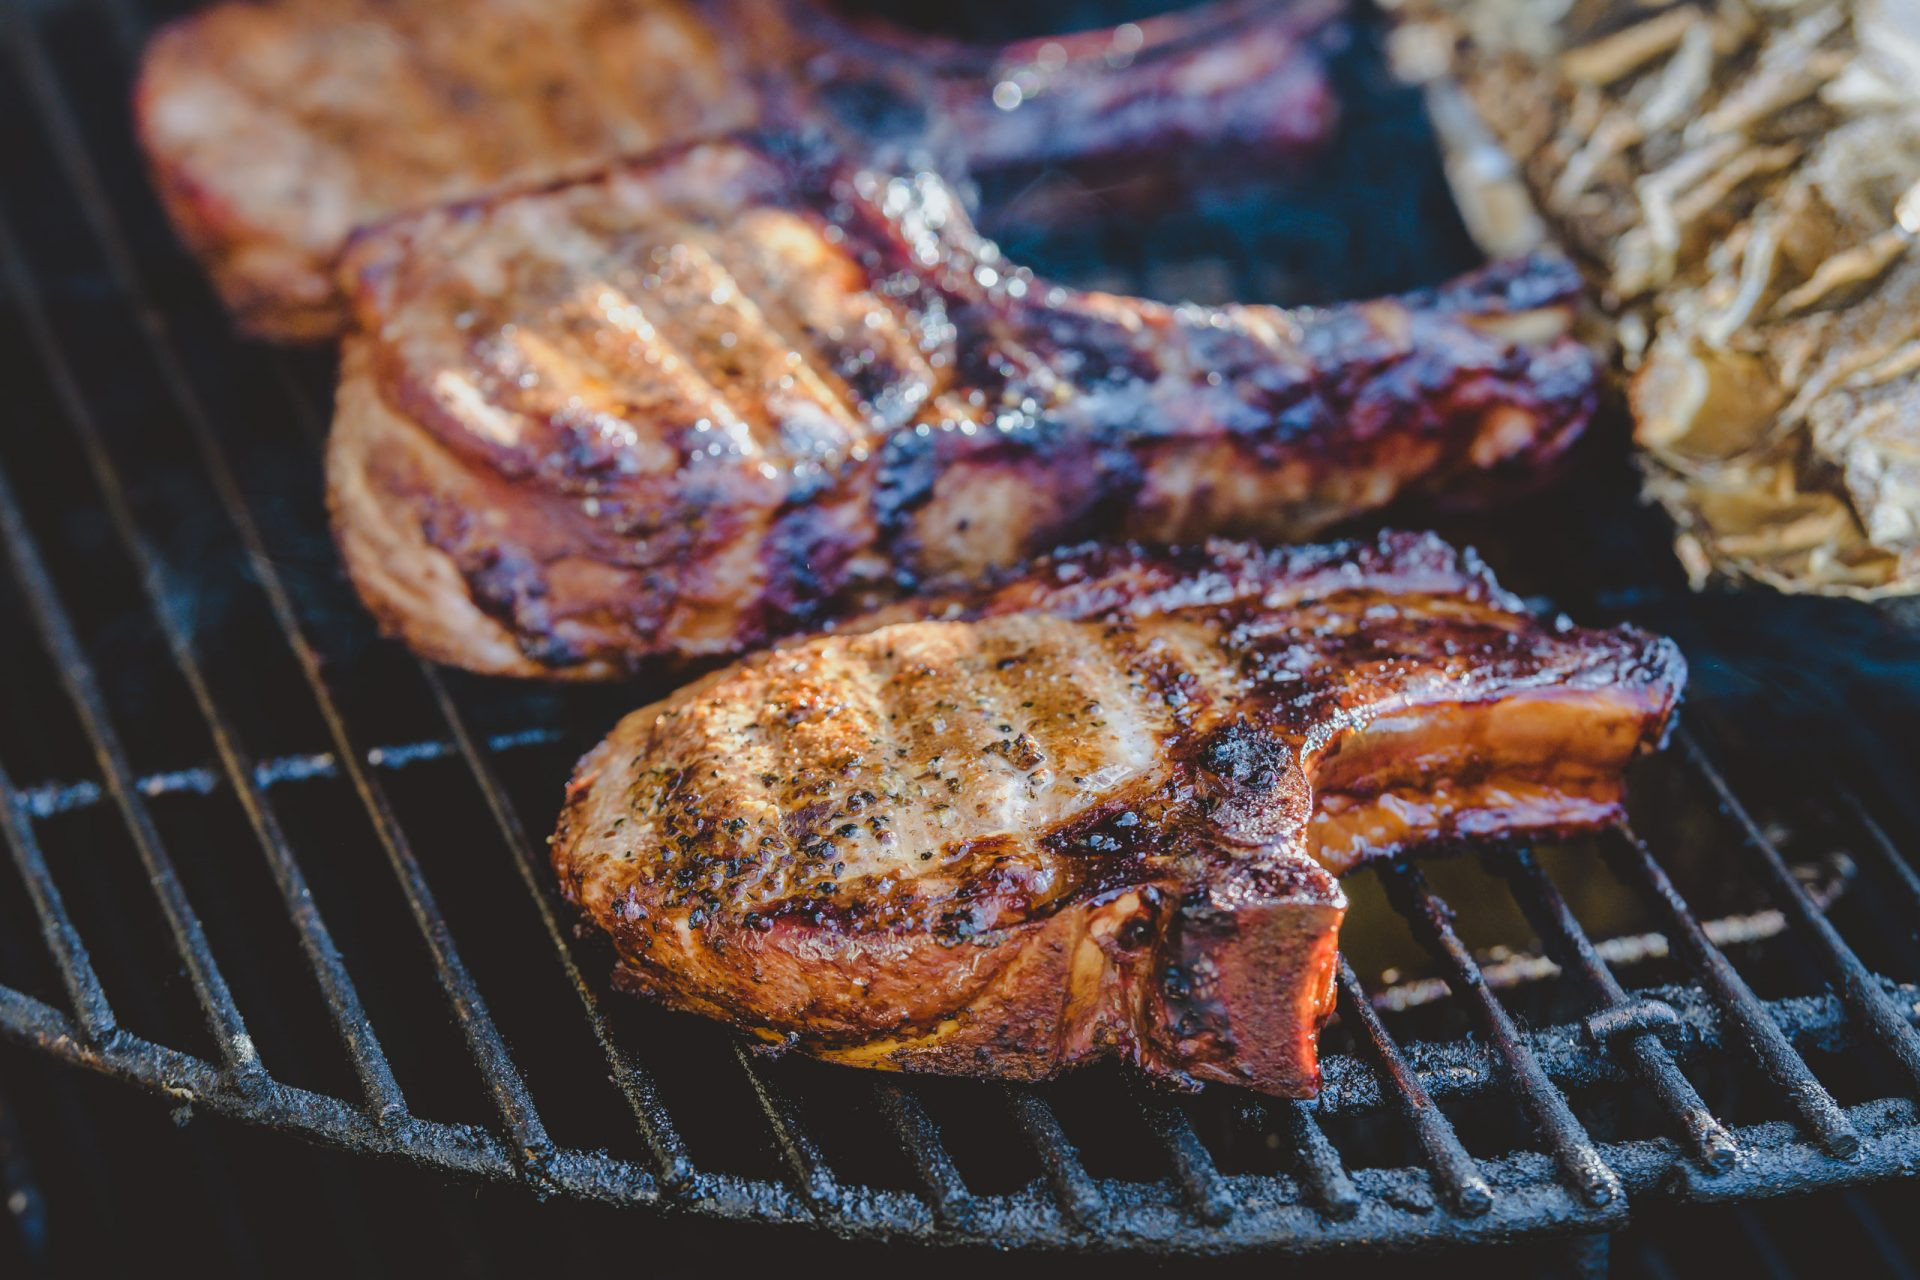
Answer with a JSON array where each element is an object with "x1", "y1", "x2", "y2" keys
[
  {"x1": 504, "y1": 222, "x2": 780, "y2": 466},
  {"x1": 554, "y1": 532, "x2": 1685, "y2": 1092},
  {"x1": 972, "y1": 624, "x2": 1138, "y2": 822},
  {"x1": 570, "y1": 287, "x2": 764, "y2": 479},
  {"x1": 601, "y1": 235, "x2": 852, "y2": 459},
  {"x1": 692, "y1": 208, "x2": 968, "y2": 433},
  {"x1": 674, "y1": 225, "x2": 876, "y2": 445}
]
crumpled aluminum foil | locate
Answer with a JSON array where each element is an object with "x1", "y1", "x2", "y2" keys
[{"x1": 1388, "y1": 0, "x2": 1920, "y2": 597}]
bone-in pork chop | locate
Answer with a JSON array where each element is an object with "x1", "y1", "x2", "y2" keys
[{"x1": 553, "y1": 533, "x2": 1684, "y2": 1095}]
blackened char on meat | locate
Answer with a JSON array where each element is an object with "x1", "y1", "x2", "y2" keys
[{"x1": 552, "y1": 533, "x2": 1685, "y2": 1095}]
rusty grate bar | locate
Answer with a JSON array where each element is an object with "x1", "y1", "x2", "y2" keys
[
  {"x1": 1006, "y1": 1089, "x2": 1108, "y2": 1230},
  {"x1": 874, "y1": 1083, "x2": 975, "y2": 1228},
  {"x1": 1133, "y1": 1087, "x2": 1238, "y2": 1225},
  {"x1": 1271, "y1": 1097, "x2": 1361, "y2": 1220},
  {"x1": 731, "y1": 1043, "x2": 841, "y2": 1211}
]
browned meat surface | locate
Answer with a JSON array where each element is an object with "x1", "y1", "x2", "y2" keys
[
  {"x1": 327, "y1": 135, "x2": 1601, "y2": 679},
  {"x1": 134, "y1": 0, "x2": 1342, "y2": 340},
  {"x1": 553, "y1": 533, "x2": 1686, "y2": 1096}
]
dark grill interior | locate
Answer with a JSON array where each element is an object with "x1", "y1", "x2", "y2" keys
[{"x1": 5, "y1": 0, "x2": 1920, "y2": 1269}]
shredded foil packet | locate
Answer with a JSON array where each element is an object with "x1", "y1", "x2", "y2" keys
[{"x1": 1388, "y1": 0, "x2": 1920, "y2": 597}]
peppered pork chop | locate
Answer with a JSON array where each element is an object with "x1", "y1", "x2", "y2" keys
[
  {"x1": 553, "y1": 533, "x2": 1685, "y2": 1096},
  {"x1": 134, "y1": 0, "x2": 1342, "y2": 340},
  {"x1": 327, "y1": 135, "x2": 1601, "y2": 679}
]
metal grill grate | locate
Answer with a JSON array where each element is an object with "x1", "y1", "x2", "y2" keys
[{"x1": 3, "y1": 0, "x2": 1920, "y2": 1261}]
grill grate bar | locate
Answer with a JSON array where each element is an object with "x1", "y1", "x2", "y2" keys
[
  {"x1": 731, "y1": 1042, "x2": 839, "y2": 1208},
  {"x1": 1334, "y1": 957, "x2": 1493, "y2": 1215},
  {"x1": 0, "y1": 448, "x2": 260, "y2": 1078},
  {"x1": 0, "y1": 984, "x2": 534, "y2": 1185},
  {"x1": 1495, "y1": 848, "x2": 1737, "y2": 1171},
  {"x1": 1838, "y1": 789, "x2": 1920, "y2": 915},
  {"x1": 15, "y1": 962, "x2": 1920, "y2": 1249},
  {"x1": 6, "y1": 14, "x2": 559, "y2": 1180},
  {"x1": 1132, "y1": 1086, "x2": 1239, "y2": 1225},
  {"x1": 0, "y1": 752, "x2": 116, "y2": 1043},
  {"x1": 1006, "y1": 1089, "x2": 1108, "y2": 1230},
  {"x1": 1271, "y1": 1098, "x2": 1362, "y2": 1220},
  {"x1": 419, "y1": 667, "x2": 696, "y2": 1189},
  {"x1": 1386, "y1": 863, "x2": 1621, "y2": 1208},
  {"x1": 1681, "y1": 733, "x2": 1920, "y2": 1095},
  {"x1": 0, "y1": 212, "x2": 409, "y2": 1122},
  {"x1": 1317, "y1": 975, "x2": 1916, "y2": 1119},
  {"x1": 874, "y1": 1083, "x2": 975, "y2": 1227},
  {"x1": 1610, "y1": 825, "x2": 1860, "y2": 1157}
]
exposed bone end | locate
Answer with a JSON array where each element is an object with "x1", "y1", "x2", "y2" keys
[{"x1": 1149, "y1": 861, "x2": 1345, "y2": 1097}]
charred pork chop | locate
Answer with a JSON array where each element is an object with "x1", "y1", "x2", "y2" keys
[
  {"x1": 553, "y1": 533, "x2": 1685, "y2": 1096},
  {"x1": 327, "y1": 136, "x2": 1601, "y2": 679},
  {"x1": 134, "y1": 0, "x2": 1342, "y2": 339}
]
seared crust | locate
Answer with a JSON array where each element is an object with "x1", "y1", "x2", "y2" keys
[
  {"x1": 329, "y1": 135, "x2": 1602, "y2": 678},
  {"x1": 134, "y1": 0, "x2": 1340, "y2": 340},
  {"x1": 553, "y1": 533, "x2": 1685, "y2": 1094}
]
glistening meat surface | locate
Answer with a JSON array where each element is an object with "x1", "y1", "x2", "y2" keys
[
  {"x1": 134, "y1": 0, "x2": 1342, "y2": 339},
  {"x1": 553, "y1": 533, "x2": 1686, "y2": 1096},
  {"x1": 327, "y1": 136, "x2": 1601, "y2": 679}
]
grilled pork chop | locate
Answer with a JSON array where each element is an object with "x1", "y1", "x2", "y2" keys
[
  {"x1": 553, "y1": 533, "x2": 1685, "y2": 1095},
  {"x1": 134, "y1": 0, "x2": 1342, "y2": 340},
  {"x1": 327, "y1": 135, "x2": 1601, "y2": 679}
]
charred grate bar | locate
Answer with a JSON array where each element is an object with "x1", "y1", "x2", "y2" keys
[{"x1": 0, "y1": 0, "x2": 1918, "y2": 1260}]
